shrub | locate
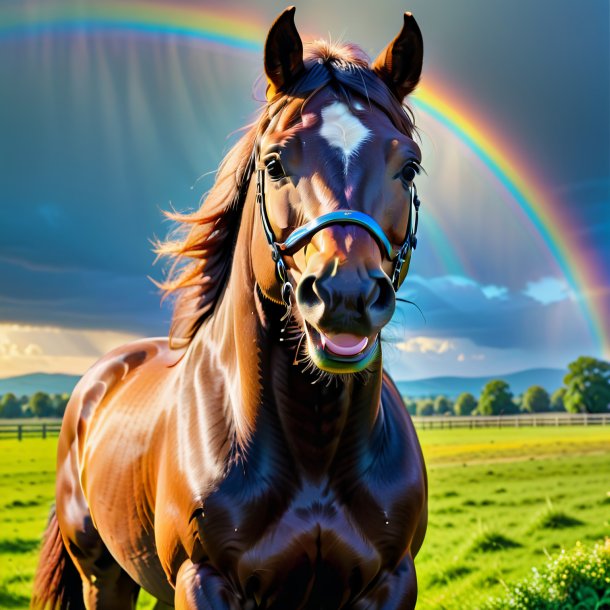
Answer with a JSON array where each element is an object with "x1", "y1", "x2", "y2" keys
[{"x1": 485, "y1": 539, "x2": 610, "y2": 609}]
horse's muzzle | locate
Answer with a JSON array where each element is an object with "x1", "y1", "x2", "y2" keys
[{"x1": 296, "y1": 255, "x2": 395, "y2": 373}]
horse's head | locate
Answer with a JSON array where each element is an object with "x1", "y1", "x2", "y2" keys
[{"x1": 253, "y1": 8, "x2": 423, "y2": 374}]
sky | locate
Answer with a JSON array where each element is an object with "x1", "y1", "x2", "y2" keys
[{"x1": 0, "y1": 0, "x2": 609, "y2": 381}]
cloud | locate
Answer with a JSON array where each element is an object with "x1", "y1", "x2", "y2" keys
[
  {"x1": 481, "y1": 285, "x2": 508, "y2": 300},
  {"x1": 396, "y1": 274, "x2": 594, "y2": 353},
  {"x1": 396, "y1": 336, "x2": 456, "y2": 354},
  {"x1": 523, "y1": 277, "x2": 571, "y2": 305},
  {"x1": 0, "y1": 339, "x2": 43, "y2": 358},
  {"x1": 0, "y1": 324, "x2": 143, "y2": 378},
  {"x1": 0, "y1": 257, "x2": 169, "y2": 335},
  {"x1": 385, "y1": 335, "x2": 526, "y2": 380}
]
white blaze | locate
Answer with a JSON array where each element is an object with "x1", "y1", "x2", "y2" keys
[{"x1": 319, "y1": 101, "x2": 370, "y2": 173}]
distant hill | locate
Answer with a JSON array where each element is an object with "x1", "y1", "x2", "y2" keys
[
  {"x1": 396, "y1": 368, "x2": 565, "y2": 399},
  {"x1": 0, "y1": 368, "x2": 566, "y2": 399},
  {"x1": 0, "y1": 373, "x2": 81, "y2": 397}
]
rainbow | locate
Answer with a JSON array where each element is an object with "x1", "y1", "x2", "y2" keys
[
  {"x1": 1, "y1": 1, "x2": 607, "y2": 355},
  {"x1": 411, "y1": 85, "x2": 608, "y2": 356}
]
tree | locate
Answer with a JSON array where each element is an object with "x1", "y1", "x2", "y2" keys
[
  {"x1": 550, "y1": 387, "x2": 566, "y2": 412},
  {"x1": 434, "y1": 395, "x2": 453, "y2": 415},
  {"x1": 477, "y1": 380, "x2": 516, "y2": 415},
  {"x1": 454, "y1": 392, "x2": 477, "y2": 416},
  {"x1": 563, "y1": 356, "x2": 610, "y2": 413},
  {"x1": 521, "y1": 385, "x2": 551, "y2": 413},
  {"x1": 403, "y1": 399, "x2": 417, "y2": 416},
  {"x1": 0, "y1": 393, "x2": 22, "y2": 418},
  {"x1": 29, "y1": 392, "x2": 54, "y2": 418},
  {"x1": 416, "y1": 400, "x2": 435, "y2": 416},
  {"x1": 51, "y1": 393, "x2": 70, "y2": 417}
]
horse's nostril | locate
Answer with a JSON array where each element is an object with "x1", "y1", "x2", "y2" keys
[
  {"x1": 365, "y1": 280, "x2": 381, "y2": 308},
  {"x1": 296, "y1": 275, "x2": 321, "y2": 309},
  {"x1": 370, "y1": 277, "x2": 395, "y2": 314}
]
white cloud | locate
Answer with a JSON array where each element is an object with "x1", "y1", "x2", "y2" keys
[
  {"x1": 523, "y1": 277, "x2": 571, "y2": 305},
  {"x1": 481, "y1": 284, "x2": 508, "y2": 299},
  {"x1": 395, "y1": 336, "x2": 456, "y2": 354},
  {"x1": 0, "y1": 324, "x2": 143, "y2": 378}
]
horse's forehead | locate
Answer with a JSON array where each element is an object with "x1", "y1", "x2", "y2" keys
[{"x1": 319, "y1": 101, "x2": 371, "y2": 159}]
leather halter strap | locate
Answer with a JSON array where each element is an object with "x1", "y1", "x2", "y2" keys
[
  {"x1": 278, "y1": 210, "x2": 394, "y2": 259},
  {"x1": 254, "y1": 155, "x2": 421, "y2": 308}
]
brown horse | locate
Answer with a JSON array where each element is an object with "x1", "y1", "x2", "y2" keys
[{"x1": 32, "y1": 8, "x2": 427, "y2": 609}]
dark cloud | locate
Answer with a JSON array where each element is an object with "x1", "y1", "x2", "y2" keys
[{"x1": 0, "y1": 258, "x2": 168, "y2": 334}]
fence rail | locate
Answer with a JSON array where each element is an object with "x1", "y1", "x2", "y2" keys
[
  {"x1": 1, "y1": 413, "x2": 609, "y2": 439},
  {"x1": 0, "y1": 421, "x2": 62, "y2": 440},
  {"x1": 412, "y1": 413, "x2": 610, "y2": 429}
]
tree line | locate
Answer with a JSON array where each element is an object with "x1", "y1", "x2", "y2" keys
[
  {"x1": 404, "y1": 356, "x2": 610, "y2": 416},
  {"x1": 0, "y1": 391, "x2": 69, "y2": 419},
  {"x1": 1, "y1": 356, "x2": 608, "y2": 419}
]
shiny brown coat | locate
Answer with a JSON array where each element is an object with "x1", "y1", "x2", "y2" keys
[{"x1": 32, "y1": 9, "x2": 428, "y2": 610}]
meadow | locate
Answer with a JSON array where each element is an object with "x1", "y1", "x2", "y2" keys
[{"x1": 0, "y1": 426, "x2": 608, "y2": 608}]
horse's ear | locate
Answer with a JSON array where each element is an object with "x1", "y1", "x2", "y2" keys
[
  {"x1": 372, "y1": 12, "x2": 423, "y2": 101},
  {"x1": 264, "y1": 7, "x2": 305, "y2": 100}
]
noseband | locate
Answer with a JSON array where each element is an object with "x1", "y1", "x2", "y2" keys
[{"x1": 250, "y1": 153, "x2": 421, "y2": 310}]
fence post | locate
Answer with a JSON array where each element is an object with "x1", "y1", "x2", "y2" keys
[
  {"x1": 17, "y1": 424, "x2": 22, "y2": 441},
  {"x1": 42, "y1": 423, "x2": 47, "y2": 440}
]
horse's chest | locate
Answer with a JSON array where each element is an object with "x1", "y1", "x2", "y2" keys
[{"x1": 196, "y1": 473, "x2": 413, "y2": 606}]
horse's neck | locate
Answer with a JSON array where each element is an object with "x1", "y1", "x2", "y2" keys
[
  {"x1": 183, "y1": 184, "x2": 384, "y2": 475},
  {"x1": 258, "y1": 344, "x2": 384, "y2": 478}
]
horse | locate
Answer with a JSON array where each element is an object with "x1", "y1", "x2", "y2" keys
[{"x1": 32, "y1": 8, "x2": 428, "y2": 609}]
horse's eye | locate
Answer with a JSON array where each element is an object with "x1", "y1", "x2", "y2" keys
[
  {"x1": 265, "y1": 155, "x2": 286, "y2": 181},
  {"x1": 401, "y1": 161, "x2": 420, "y2": 185}
]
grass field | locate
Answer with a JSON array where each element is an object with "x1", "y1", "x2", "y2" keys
[{"x1": 0, "y1": 426, "x2": 608, "y2": 608}]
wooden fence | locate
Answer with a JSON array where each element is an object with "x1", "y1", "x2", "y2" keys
[
  {"x1": 412, "y1": 412, "x2": 610, "y2": 429},
  {"x1": 1, "y1": 412, "x2": 609, "y2": 440},
  {"x1": 0, "y1": 421, "x2": 62, "y2": 440}
]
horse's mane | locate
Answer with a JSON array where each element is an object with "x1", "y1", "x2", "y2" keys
[{"x1": 156, "y1": 40, "x2": 417, "y2": 349}]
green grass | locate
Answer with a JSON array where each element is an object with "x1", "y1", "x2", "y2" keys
[
  {"x1": 0, "y1": 439, "x2": 57, "y2": 608},
  {"x1": 416, "y1": 426, "x2": 610, "y2": 609},
  {"x1": 0, "y1": 426, "x2": 608, "y2": 608}
]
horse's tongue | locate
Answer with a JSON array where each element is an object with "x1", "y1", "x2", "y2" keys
[{"x1": 321, "y1": 333, "x2": 368, "y2": 356}]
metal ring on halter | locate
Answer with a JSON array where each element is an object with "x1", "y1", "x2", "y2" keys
[
  {"x1": 281, "y1": 281, "x2": 294, "y2": 308},
  {"x1": 391, "y1": 239, "x2": 411, "y2": 291}
]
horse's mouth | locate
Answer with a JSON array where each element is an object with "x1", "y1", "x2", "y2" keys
[{"x1": 303, "y1": 323, "x2": 380, "y2": 373}]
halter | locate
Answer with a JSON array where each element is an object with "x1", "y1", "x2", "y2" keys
[{"x1": 253, "y1": 154, "x2": 421, "y2": 311}]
